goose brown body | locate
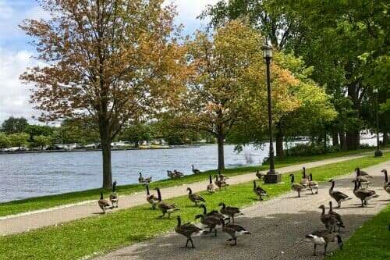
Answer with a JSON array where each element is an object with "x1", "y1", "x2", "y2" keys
[
  {"x1": 195, "y1": 214, "x2": 221, "y2": 236},
  {"x1": 353, "y1": 180, "x2": 379, "y2": 207},
  {"x1": 109, "y1": 181, "x2": 119, "y2": 208},
  {"x1": 207, "y1": 175, "x2": 216, "y2": 193},
  {"x1": 382, "y1": 169, "x2": 390, "y2": 194},
  {"x1": 192, "y1": 165, "x2": 201, "y2": 174},
  {"x1": 220, "y1": 218, "x2": 251, "y2": 246},
  {"x1": 253, "y1": 181, "x2": 267, "y2": 200},
  {"x1": 155, "y1": 188, "x2": 179, "y2": 218},
  {"x1": 328, "y1": 180, "x2": 351, "y2": 208},
  {"x1": 219, "y1": 203, "x2": 242, "y2": 223},
  {"x1": 187, "y1": 187, "x2": 205, "y2": 206},
  {"x1": 98, "y1": 192, "x2": 111, "y2": 214},
  {"x1": 306, "y1": 230, "x2": 343, "y2": 256},
  {"x1": 290, "y1": 174, "x2": 304, "y2": 197},
  {"x1": 199, "y1": 204, "x2": 225, "y2": 220},
  {"x1": 329, "y1": 201, "x2": 345, "y2": 231},
  {"x1": 319, "y1": 205, "x2": 337, "y2": 231},
  {"x1": 308, "y1": 173, "x2": 319, "y2": 194},
  {"x1": 300, "y1": 167, "x2": 309, "y2": 188},
  {"x1": 175, "y1": 216, "x2": 203, "y2": 248},
  {"x1": 145, "y1": 185, "x2": 158, "y2": 209}
]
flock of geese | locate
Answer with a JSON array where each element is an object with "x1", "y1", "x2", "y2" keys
[{"x1": 97, "y1": 165, "x2": 390, "y2": 255}]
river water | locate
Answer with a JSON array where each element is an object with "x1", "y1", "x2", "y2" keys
[{"x1": 0, "y1": 139, "x2": 378, "y2": 203}]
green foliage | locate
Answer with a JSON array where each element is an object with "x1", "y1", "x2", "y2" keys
[
  {"x1": 32, "y1": 135, "x2": 52, "y2": 150},
  {"x1": 120, "y1": 123, "x2": 152, "y2": 147},
  {"x1": 8, "y1": 133, "x2": 29, "y2": 149},
  {"x1": 0, "y1": 133, "x2": 11, "y2": 149},
  {"x1": 25, "y1": 125, "x2": 53, "y2": 141},
  {"x1": 1, "y1": 117, "x2": 29, "y2": 134}
]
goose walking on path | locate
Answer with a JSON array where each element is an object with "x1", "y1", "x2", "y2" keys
[
  {"x1": 253, "y1": 181, "x2": 267, "y2": 200},
  {"x1": 187, "y1": 187, "x2": 206, "y2": 206},
  {"x1": 219, "y1": 203, "x2": 242, "y2": 223},
  {"x1": 155, "y1": 188, "x2": 179, "y2": 218},
  {"x1": 382, "y1": 169, "x2": 390, "y2": 194},
  {"x1": 308, "y1": 173, "x2": 319, "y2": 194},
  {"x1": 109, "y1": 181, "x2": 119, "y2": 208},
  {"x1": 353, "y1": 180, "x2": 379, "y2": 207},
  {"x1": 98, "y1": 192, "x2": 111, "y2": 214},
  {"x1": 328, "y1": 179, "x2": 351, "y2": 208},
  {"x1": 301, "y1": 167, "x2": 309, "y2": 188},
  {"x1": 195, "y1": 214, "x2": 221, "y2": 237},
  {"x1": 329, "y1": 201, "x2": 345, "y2": 231},
  {"x1": 319, "y1": 205, "x2": 337, "y2": 231},
  {"x1": 175, "y1": 216, "x2": 204, "y2": 248},
  {"x1": 306, "y1": 230, "x2": 343, "y2": 256},
  {"x1": 199, "y1": 204, "x2": 225, "y2": 220},
  {"x1": 355, "y1": 167, "x2": 370, "y2": 177},
  {"x1": 290, "y1": 174, "x2": 304, "y2": 197},
  {"x1": 220, "y1": 218, "x2": 251, "y2": 246}
]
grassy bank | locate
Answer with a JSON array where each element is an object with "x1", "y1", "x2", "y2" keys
[
  {"x1": 0, "y1": 148, "x2": 378, "y2": 217},
  {"x1": 329, "y1": 205, "x2": 390, "y2": 260},
  {"x1": 0, "y1": 153, "x2": 389, "y2": 260}
]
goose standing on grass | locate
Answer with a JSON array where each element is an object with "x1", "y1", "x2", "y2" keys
[
  {"x1": 218, "y1": 170, "x2": 228, "y2": 182},
  {"x1": 175, "y1": 216, "x2": 204, "y2": 248},
  {"x1": 220, "y1": 218, "x2": 251, "y2": 246},
  {"x1": 382, "y1": 169, "x2": 390, "y2": 194},
  {"x1": 155, "y1": 187, "x2": 179, "y2": 218},
  {"x1": 199, "y1": 204, "x2": 225, "y2": 220},
  {"x1": 328, "y1": 179, "x2": 351, "y2": 208},
  {"x1": 215, "y1": 175, "x2": 229, "y2": 190},
  {"x1": 319, "y1": 205, "x2": 337, "y2": 231},
  {"x1": 192, "y1": 165, "x2": 201, "y2": 174},
  {"x1": 187, "y1": 187, "x2": 206, "y2": 206},
  {"x1": 290, "y1": 174, "x2": 304, "y2": 197},
  {"x1": 195, "y1": 214, "x2": 221, "y2": 237},
  {"x1": 207, "y1": 175, "x2": 216, "y2": 193},
  {"x1": 253, "y1": 181, "x2": 267, "y2": 200},
  {"x1": 98, "y1": 192, "x2": 111, "y2": 214},
  {"x1": 308, "y1": 173, "x2": 319, "y2": 194},
  {"x1": 109, "y1": 181, "x2": 119, "y2": 208},
  {"x1": 329, "y1": 201, "x2": 345, "y2": 231},
  {"x1": 146, "y1": 185, "x2": 158, "y2": 209},
  {"x1": 219, "y1": 203, "x2": 242, "y2": 223},
  {"x1": 174, "y1": 170, "x2": 184, "y2": 178},
  {"x1": 301, "y1": 167, "x2": 309, "y2": 188},
  {"x1": 306, "y1": 230, "x2": 343, "y2": 256},
  {"x1": 139, "y1": 172, "x2": 152, "y2": 184},
  {"x1": 353, "y1": 180, "x2": 379, "y2": 207}
]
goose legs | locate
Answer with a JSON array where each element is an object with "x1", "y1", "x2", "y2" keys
[{"x1": 185, "y1": 238, "x2": 195, "y2": 248}]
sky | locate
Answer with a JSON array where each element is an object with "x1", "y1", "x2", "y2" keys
[{"x1": 0, "y1": 0, "x2": 220, "y2": 123}]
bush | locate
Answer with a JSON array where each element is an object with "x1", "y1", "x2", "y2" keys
[{"x1": 285, "y1": 143, "x2": 341, "y2": 156}]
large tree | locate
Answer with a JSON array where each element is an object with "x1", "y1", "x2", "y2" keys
[
  {"x1": 1, "y1": 117, "x2": 29, "y2": 134},
  {"x1": 20, "y1": 0, "x2": 186, "y2": 188}
]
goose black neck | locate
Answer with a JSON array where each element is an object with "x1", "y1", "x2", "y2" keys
[
  {"x1": 146, "y1": 185, "x2": 150, "y2": 195},
  {"x1": 156, "y1": 188, "x2": 162, "y2": 201},
  {"x1": 201, "y1": 204, "x2": 207, "y2": 215},
  {"x1": 113, "y1": 183, "x2": 116, "y2": 192},
  {"x1": 220, "y1": 218, "x2": 225, "y2": 227},
  {"x1": 385, "y1": 171, "x2": 388, "y2": 183},
  {"x1": 302, "y1": 168, "x2": 306, "y2": 178},
  {"x1": 100, "y1": 193, "x2": 103, "y2": 199},
  {"x1": 188, "y1": 188, "x2": 192, "y2": 194},
  {"x1": 353, "y1": 181, "x2": 358, "y2": 191},
  {"x1": 177, "y1": 217, "x2": 181, "y2": 226},
  {"x1": 209, "y1": 175, "x2": 212, "y2": 184},
  {"x1": 320, "y1": 206, "x2": 325, "y2": 215},
  {"x1": 330, "y1": 181, "x2": 335, "y2": 191},
  {"x1": 253, "y1": 181, "x2": 256, "y2": 188},
  {"x1": 290, "y1": 174, "x2": 294, "y2": 183},
  {"x1": 221, "y1": 203, "x2": 226, "y2": 209},
  {"x1": 309, "y1": 174, "x2": 313, "y2": 181},
  {"x1": 329, "y1": 201, "x2": 333, "y2": 212}
]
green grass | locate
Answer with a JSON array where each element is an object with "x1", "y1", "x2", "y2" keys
[
  {"x1": 0, "y1": 148, "x2": 379, "y2": 217},
  {"x1": 328, "y1": 205, "x2": 390, "y2": 260},
  {"x1": 0, "y1": 152, "x2": 389, "y2": 260}
]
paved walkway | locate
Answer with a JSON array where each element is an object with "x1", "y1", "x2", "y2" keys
[
  {"x1": 0, "y1": 153, "x2": 376, "y2": 236},
  {"x1": 94, "y1": 161, "x2": 390, "y2": 260}
]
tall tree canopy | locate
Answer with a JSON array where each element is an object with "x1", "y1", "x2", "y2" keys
[
  {"x1": 1, "y1": 117, "x2": 29, "y2": 134},
  {"x1": 20, "y1": 0, "x2": 186, "y2": 188}
]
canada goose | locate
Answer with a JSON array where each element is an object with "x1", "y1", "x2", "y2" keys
[
  {"x1": 219, "y1": 202, "x2": 242, "y2": 223},
  {"x1": 109, "y1": 181, "x2": 119, "y2": 208},
  {"x1": 353, "y1": 180, "x2": 379, "y2": 207},
  {"x1": 139, "y1": 172, "x2": 152, "y2": 184},
  {"x1": 187, "y1": 187, "x2": 206, "y2": 206},
  {"x1": 145, "y1": 185, "x2": 158, "y2": 209},
  {"x1": 98, "y1": 192, "x2": 111, "y2": 214},
  {"x1": 215, "y1": 175, "x2": 229, "y2": 190},
  {"x1": 256, "y1": 170, "x2": 265, "y2": 180},
  {"x1": 192, "y1": 165, "x2": 201, "y2": 174},
  {"x1": 319, "y1": 205, "x2": 337, "y2": 231},
  {"x1": 328, "y1": 179, "x2": 351, "y2": 208},
  {"x1": 301, "y1": 167, "x2": 309, "y2": 188},
  {"x1": 195, "y1": 214, "x2": 221, "y2": 237},
  {"x1": 207, "y1": 175, "x2": 216, "y2": 193},
  {"x1": 308, "y1": 173, "x2": 319, "y2": 194},
  {"x1": 290, "y1": 174, "x2": 304, "y2": 197},
  {"x1": 155, "y1": 187, "x2": 179, "y2": 218},
  {"x1": 218, "y1": 171, "x2": 228, "y2": 182},
  {"x1": 381, "y1": 169, "x2": 390, "y2": 194},
  {"x1": 253, "y1": 181, "x2": 267, "y2": 200},
  {"x1": 175, "y1": 216, "x2": 204, "y2": 248},
  {"x1": 329, "y1": 201, "x2": 345, "y2": 231},
  {"x1": 306, "y1": 230, "x2": 343, "y2": 256},
  {"x1": 220, "y1": 218, "x2": 251, "y2": 246},
  {"x1": 174, "y1": 170, "x2": 184, "y2": 177},
  {"x1": 354, "y1": 175, "x2": 371, "y2": 188},
  {"x1": 355, "y1": 167, "x2": 370, "y2": 177},
  {"x1": 199, "y1": 204, "x2": 225, "y2": 220},
  {"x1": 167, "y1": 170, "x2": 174, "y2": 178}
]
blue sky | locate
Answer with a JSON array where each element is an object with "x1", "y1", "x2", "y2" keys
[{"x1": 0, "y1": 0, "x2": 219, "y2": 122}]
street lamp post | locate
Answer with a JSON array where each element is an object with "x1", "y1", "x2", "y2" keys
[
  {"x1": 262, "y1": 43, "x2": 281, "y2": 184},
  {"x1": 373, "y1": 88, "x2": 382, "y2": 157}
]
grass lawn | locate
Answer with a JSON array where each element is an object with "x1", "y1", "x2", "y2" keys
[
  {"x1": 328, "y1": 205, "x2": 390, "y2": 260},
  {"x1": 0, "y1": 152, "x2": 389, "y2": 260},
  {"x1": 0, "y1": 148, "x2": 379, "y2": 217}
]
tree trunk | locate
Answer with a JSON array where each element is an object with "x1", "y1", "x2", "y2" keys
[
  {"x1": 339, "y1": 131, "x2": 347, "y2": 151},
  {"x1": 217, "y1": 134, "x2": 225, "y2": 171},
  {"x1": 332, "y1": 131, "x2": 339, "y2": 146},
  {"x1": 346, "y1": 130, "x2": 359, "y2": 150},
  {"x1": 276, "y1": 131, "x2": 284, "y2": 158},
  {"x1": 100, "y1": 119, "x2": 112, "y2": 189}
]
